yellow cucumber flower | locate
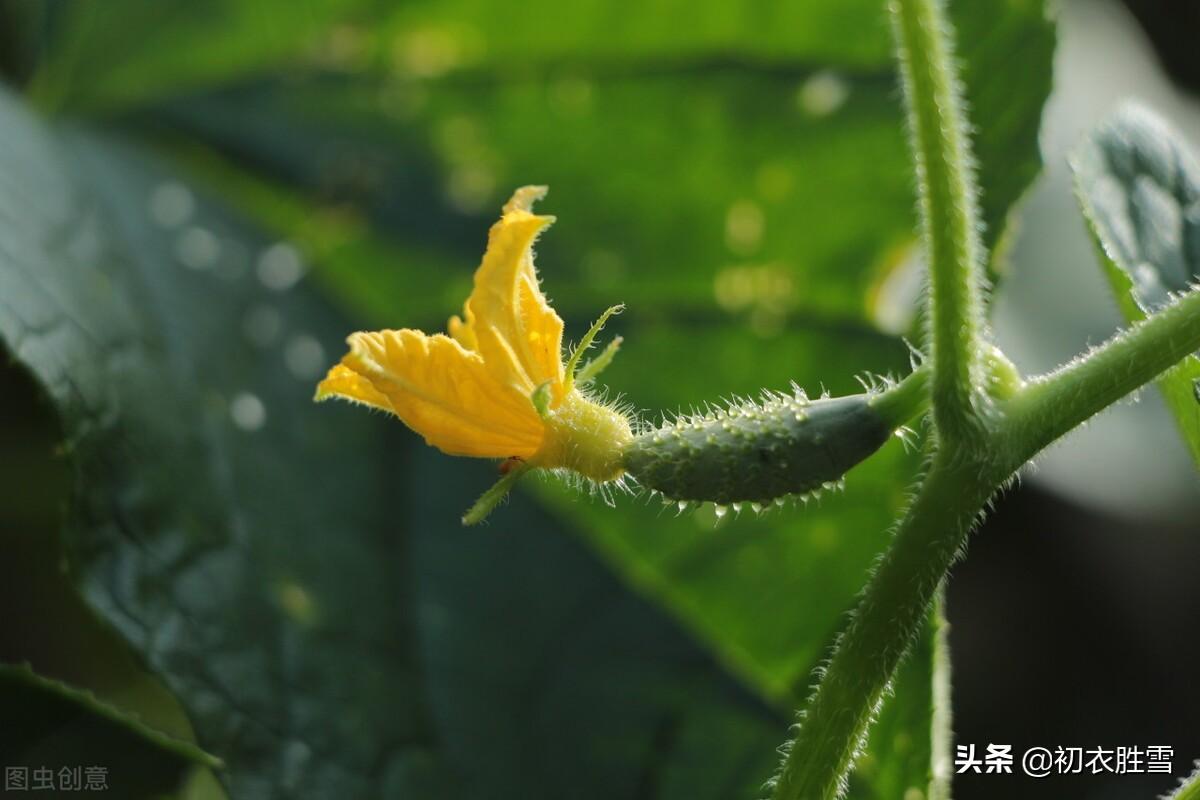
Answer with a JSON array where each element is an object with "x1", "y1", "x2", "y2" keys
[{"x1": 315, "y1": 186, "x2": 632, "y2": 522}]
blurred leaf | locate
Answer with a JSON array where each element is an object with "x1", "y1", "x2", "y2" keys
[
  {"x1": 63, "y1": 1, "x2": 1044, "y2": 330},
  {"x1": 28, "y1": 0, "x2": 375, "y2": 113},
  {"x1": 0, "y1": 663, "x2": 217, "y2": 798},
  {"x1": 372, "y1": 1, "x2": 895, "y2": 68},
  {"x1": 407, "y1": 455, "x2": 785, "y2": 800},
  {"x1": 0, "y1": 355, "x2": 220, "y2": 796},
  {"x1": 0, "y1": 86, "x2": 784, "y2": 798},
  {"x1": 952, "y1": 0, "x2": 1055, "y2": 262},
  {"x1": 1072, "y1": 104, "x2": 1200, "y2": 470},
  {"x1": 34, "y1": 0, "x2": 898, "y2": 114},
  {"x1": 144, "y1": 74, "x2": 913, "y2": 327},
  {"x1": 0, "y1": 0, "x2": 49, "y2": 86}
]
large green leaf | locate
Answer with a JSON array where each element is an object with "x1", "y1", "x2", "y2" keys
[
  {"x1": 43, "y1": 1, "x2": 1048, "y2": 324},
  {"x1": 1072, "y1": 104, "x2": 1200, "y2": 470},
  {"x1": 0, "y1": 87, "x2": 784, "y2": 798},
  {"x1": 0, "y1": 354, "x2": 219, "y2": 798},
  {"x1": 140, "y1": 73, "x2": 913, "y2": 328},
  {"x1": 32, "y1": 0, "x2": 896, "y2": 114},
  {"x1": 28, "y1": 0, "x2": 373, "y2": 113}
]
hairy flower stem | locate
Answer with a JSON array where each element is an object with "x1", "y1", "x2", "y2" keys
[
  {"x1": 868, "y1": 363, "x2": 930, "y2": 429},
  {"x1": 892, "y1": 0, "x2": 989, "y2": 445}
]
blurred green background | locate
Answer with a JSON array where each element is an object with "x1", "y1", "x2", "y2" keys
[{"x1": 0, "y1": 1, "x2": 1196, "y2": 798}]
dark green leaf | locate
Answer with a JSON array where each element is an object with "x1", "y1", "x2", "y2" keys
[
  {"x1": 28, "y1": 0, "x2": 373, "y2": 113},
  {"x1": 0, "y1": 86, "x2": 782, "y2": 798},
  {"x1": 33, "y1": 0, "x2": 896, "y2": 114},
  {"x1": 0, "y1": 663, "x2": 217, "y2": 798},
  {"x1": 1072, "y1": 104, "x2": 1200, "y2": 468}
]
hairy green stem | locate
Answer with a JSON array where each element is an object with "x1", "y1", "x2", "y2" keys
[
  {"x1": 891, "y1": 0, "x2": 989, "y2": 443},
  {"x1": 1169, "y1": 764, "x2": 1200, "y2": 800},
  {"x1": 768, "y1": 285, "x2": 1200, "y2": 799},
  {"x1": 769, "y1": 456, "x2": 994, "y2": 800},
  {"x1": 1004, "y1": 285, "x2": 1200, "y2": 464},
  {"x1": 461, "y1": 462, "x2": 530, "y2": 526}
]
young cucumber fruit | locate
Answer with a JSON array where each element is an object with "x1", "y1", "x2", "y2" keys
[{"x1": 622, "y1": 392, "x2": 897, "y2": 505}]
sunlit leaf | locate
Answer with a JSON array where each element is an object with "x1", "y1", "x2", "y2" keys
[{"x1": 1072, "y1": 104, "x2": 1200, "y2": 469}]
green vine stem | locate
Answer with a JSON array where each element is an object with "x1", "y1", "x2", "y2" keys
[
  {"x1": 1003, "y1": 285, "x2": 1200, "y2": 463},
  {"x1": 891, "y1": 0, "x2": 989, "y2": 444}
]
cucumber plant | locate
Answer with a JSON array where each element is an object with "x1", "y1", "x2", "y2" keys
[{"x1": 1, "y1": 1, "x2": 1198, "y2": 798}]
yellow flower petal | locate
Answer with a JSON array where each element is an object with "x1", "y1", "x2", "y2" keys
[
  {"x1": 447, "y1": 313, "x2": 478, "y2": 351},
  {"x1": 314, "y1": 364, "x2": 395, "y2": 412},
  {"x1": 325, "y1": 328, "x2": 544, "y2": 458},
  {"x1": 448, "y1": 185, "x2": 566, "y2": 403}
]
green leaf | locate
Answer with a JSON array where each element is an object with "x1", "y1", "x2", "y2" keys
[
  {"x1": 1072, "y1": 104, "x2": 1200, "y2": 469},
  {"x1": 28, "y1": 0, "x2": 373, "y2": 113},
  {"x1": 0, "y1": 354, "x2": 220, "y2": 797},
  {"x1": 34, "y1": 1, "x2": 897, "y2": 115},
  {"x1": 409, "y1": 455, "x2": 785, "y2": 799},
  {"x1": 0, "y1": 86, "x2": 784, "y2": 798},
  {"x1": 0, "y1": 663, "x2": 219, "y2": 795}
]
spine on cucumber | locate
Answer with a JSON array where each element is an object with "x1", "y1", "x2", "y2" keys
[{"x1": 622, "y1": 392, "x2": 896, "y2": 505}]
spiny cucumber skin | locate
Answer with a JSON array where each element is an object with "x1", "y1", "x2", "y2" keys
[{"x1": 622, "y1": 394, "x2": 894, "y2": 505}]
